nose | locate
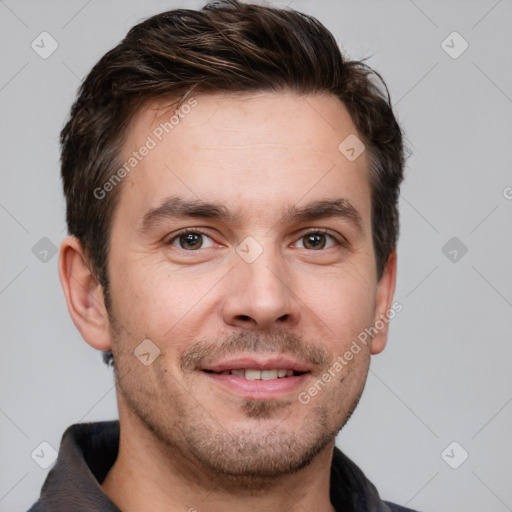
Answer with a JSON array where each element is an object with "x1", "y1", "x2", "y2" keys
[{"x1": 222, "y1": 249, "x2": 300, "y2": 332}]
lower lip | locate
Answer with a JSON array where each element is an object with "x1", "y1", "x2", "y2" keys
[{"x1": 201, "y1": 371, "x2": 310, "y2": 399}]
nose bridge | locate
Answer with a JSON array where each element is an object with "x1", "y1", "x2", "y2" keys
[
  {"x1": 248, "y1": 247, "x2": 286, "y2": 299},
  {"x1": 222, "y1": 237, "x2": 299, "y2": 329},
  {"x1": 242, "y1": 240, "x2": 288, "y2": 306}
]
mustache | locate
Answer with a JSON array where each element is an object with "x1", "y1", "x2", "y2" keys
[{"x1": 180, "y1": 330, "x2": 331, "y2": 372}]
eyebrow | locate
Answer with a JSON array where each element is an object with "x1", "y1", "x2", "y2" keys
[{"x1": 140, "y1": 196, "x2": 363, "y2": 232}]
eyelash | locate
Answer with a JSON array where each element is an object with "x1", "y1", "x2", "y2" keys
[
  {"x1": 166, "y1": 228, "x2": 345, "y2": 250},
  {"x1": 299, "y1": 229, "x2": 346, "y2": 248}
]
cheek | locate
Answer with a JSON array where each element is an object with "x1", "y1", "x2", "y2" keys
[
  {"x1": 109, "y1": 258, "x2": 179, "y2": 326},
  {"x1": 108, "y1": 259, "x2": 220, "y2": 361},
  {"x1": 305, "y1": 266, "x2": 376, "y2": 343}
]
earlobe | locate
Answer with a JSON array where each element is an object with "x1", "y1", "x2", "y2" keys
[
  {"x1": 58, "y1": 236, "x2": 112, "y2": 352},
  {"x1": 370, "y1": 249, "x2": 397, "y2": 355}
]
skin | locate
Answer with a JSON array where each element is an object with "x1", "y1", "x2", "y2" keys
[{"x1": 59, "y1": 91, "x2": 397, "y2": 512}]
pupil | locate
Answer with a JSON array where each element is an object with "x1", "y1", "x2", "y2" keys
[
  {"x1": 181, "y1": 233, "x2": 201, "y2": 249},
  {"x1": 306, "y1": 234, "x2": 325, "y2": 249}
]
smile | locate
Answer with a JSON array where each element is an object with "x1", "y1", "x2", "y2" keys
[
  {"x1": 203, "y1": 368, "x2": 305, "y2": 380},
  {"x1": 199, "y1": 356, "x2": 312, "y2": 399}
]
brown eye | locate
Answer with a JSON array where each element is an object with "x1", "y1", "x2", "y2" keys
[
  {"x1": 305, "y1": 233, "x2": 326, "y2": 249},
  {"x1": 168, "y1": 230, "x2": 215, "y2": 250},
  {"x1": 179, "y1": 233, "x2": 203, "y2": 250},
  {"x1": 295, "y1": 231, "x2": 339, "y2": 250}
]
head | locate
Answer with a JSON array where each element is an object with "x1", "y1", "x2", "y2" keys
[{"x1": 59, "y1": 0, "x2": 404, "y2": 486}]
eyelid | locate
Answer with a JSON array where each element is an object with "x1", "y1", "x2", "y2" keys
[
  {"x1": 166, "y1": 227, "x2": 217, "y2": 248},
  {"x1": 165, "y1": 227, "x2": 348, "y2": 250},
  {"x1": 293, "y1": 228, "x2": 347, "y2": 249}
]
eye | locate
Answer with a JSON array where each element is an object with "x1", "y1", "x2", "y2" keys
[
  {"x1": 294, "y1": 230, "x2": 341, "y2": 250},
  {"x1": 167, "y1": 229, "x2": 216, "y2": 250}
]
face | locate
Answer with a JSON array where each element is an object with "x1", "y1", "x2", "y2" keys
[{"x1": 104, "y1": 91, "x2": 394, "y2": 482}]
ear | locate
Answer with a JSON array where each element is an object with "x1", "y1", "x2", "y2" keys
[
  {"x1": 370, "y1": 249, "x2": 398, "y2": 355},
  {"x1": 58, "y1": 236, "x2": 112, "y2": 351}
]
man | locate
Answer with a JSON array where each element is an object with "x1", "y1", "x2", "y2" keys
[{"x1": 28, "y1": 0, "x2": 416, "y2": 510}]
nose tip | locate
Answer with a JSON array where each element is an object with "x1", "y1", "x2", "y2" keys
[
  {"x1": 235, "y1": 312, "x2": 291, "y2": 327},
  {"x1": 222, "y1": 260, "x2": 299, "y2": 331}
]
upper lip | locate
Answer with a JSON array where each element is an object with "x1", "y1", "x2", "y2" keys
[{"x1": 200, "y1": 356, "x2": 313, "y2": 373}]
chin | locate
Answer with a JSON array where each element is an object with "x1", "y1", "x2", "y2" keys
[{"x1": 181, "y1": 404, "x2": 339, "y2": 485}]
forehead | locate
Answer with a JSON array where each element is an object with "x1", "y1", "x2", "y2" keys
[{"x1": 114, "y1": 91, "x2": 371, "y2": 229}]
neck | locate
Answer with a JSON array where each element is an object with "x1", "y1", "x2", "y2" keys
[{"x1": 102, "y1": 405, "x2": 337, "y2": 512}]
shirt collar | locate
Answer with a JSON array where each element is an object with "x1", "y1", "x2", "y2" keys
[{"x1": 32, "y1": 420, "x2": 392, "y2": 512}]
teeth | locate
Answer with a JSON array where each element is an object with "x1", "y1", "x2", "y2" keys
[
  {"x1": 244, "y1": 369, "x2": 261, "y2": 380},
  {"x1": 217, "y1": 368, "x2": 296, "y2": 380},
  {"x1": 261, "y1": 369, "x2": 278, "y2": 380}
]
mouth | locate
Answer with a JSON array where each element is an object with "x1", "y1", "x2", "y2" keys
[
  {"x1": 203, "y1": 368, "x2": 305, "y2": 380},
  {"x1": 199, "y1": 357, "x2": 312, "y2": 399}
]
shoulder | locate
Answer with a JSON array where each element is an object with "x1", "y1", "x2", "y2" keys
[{"x1": 330, "y1": 447, "x2": 423, "y2": 512}]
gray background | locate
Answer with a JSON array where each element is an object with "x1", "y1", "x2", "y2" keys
[{"x1": 1, "y1": 0, "x2": 511, "y2": 510}]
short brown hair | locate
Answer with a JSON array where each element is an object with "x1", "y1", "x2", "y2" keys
[{"x1": 60, "y1": 0, "x2": 405, "y2": 366}]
